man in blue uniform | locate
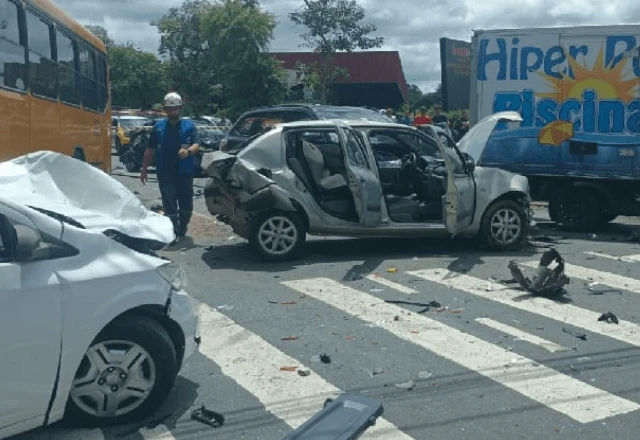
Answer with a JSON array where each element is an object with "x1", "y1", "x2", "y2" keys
[{"x1": 141, "y1": 92, "x2": 200, "y2": 243}]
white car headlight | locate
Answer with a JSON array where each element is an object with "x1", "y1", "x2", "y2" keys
[{"x1": 157, "y1": 262, "x2": 188, "y2": 291}]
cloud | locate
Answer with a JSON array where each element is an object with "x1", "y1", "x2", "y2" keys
[{"x1": 56, "y1": 0, "x2": 638, "y2": 93}]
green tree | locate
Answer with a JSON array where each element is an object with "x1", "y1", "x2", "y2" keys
[
  {"x1": 154, "y1": 0, "x2": 218, "y2": 115},
  {"x1": 289, "y1": 0, "x2": 383, "y2": 103},
  {"x1": 86, "y1": 25, "x2": 114, "y2": 49},
  {"x1": 407, "y1": 84, "x2": 423, "y2": 105},
  {"x1": 201, "y1": 0, "x2": 286, "y2": 118},
  {"x1": 108, "y1": 44, "x2": 167, "y2": 108}
]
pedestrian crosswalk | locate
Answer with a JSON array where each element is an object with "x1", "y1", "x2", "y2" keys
[{"x1": 20, "y1": 250, "x2": 640, "y2": 440}]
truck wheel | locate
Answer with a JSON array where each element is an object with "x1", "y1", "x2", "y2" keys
[
  {"x1": 249, "y1": 211, "x2": 306, "y2": 262},
  {"x1": 479, "y1": 200, "x2": 527, "y2": 251},
  {"x1": 550, "y1": 187, "x2": 601, "y2": 231}
]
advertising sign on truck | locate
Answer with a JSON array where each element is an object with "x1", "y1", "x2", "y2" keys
[{"x1": 468, "y1": 26, "x2": 640, "y2": 229}]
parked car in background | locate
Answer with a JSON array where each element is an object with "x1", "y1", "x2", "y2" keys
[
  {"x1": 112, "y1": 116, "x2": 151, "y2": 155},
  {"x1": 219, "y1": 104, "x2": 394, "y2": 154},
  {"x1": 0, "y1": 152, "x2": 199, "y2": 439},
  {"x1": 202, "y1": 113, "x2": 531, "y2": 261}
]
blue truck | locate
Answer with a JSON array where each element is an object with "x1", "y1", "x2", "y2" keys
[{"x1": 467, "y1": 25, "x2": 640, "y2": 230}]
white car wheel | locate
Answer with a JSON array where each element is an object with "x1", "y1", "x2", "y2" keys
[
  {"x1": 250, "y1": 212, "x2": 306, "y2": 261},
  {"x1": 66, "y1": 316, "x2": 178, "y2": 426}
]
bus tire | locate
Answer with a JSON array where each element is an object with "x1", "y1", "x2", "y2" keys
[
  {"x1": 72, "y1": 147, "x2": 86, "y2": 162},
  {"x1": 550, "y1": 186, "x2": 601, "y2": 231}
]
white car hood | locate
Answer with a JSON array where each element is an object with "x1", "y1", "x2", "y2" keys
[
  {"x1": 457, "y1": 111, "x2": 523, "y2": 163},
  {"x1": 0, "y1": 151, "x2": 174, "y2": 243}
]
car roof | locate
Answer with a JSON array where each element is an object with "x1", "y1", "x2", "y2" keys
[
  {"x1": 241, "y1": 104, "x2": 382, "y2": 115},
  {"x1": 117, "y1": 116, "x2": 149, "y2": 120}
]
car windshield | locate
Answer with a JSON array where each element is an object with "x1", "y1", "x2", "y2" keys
[
  {"x1": 314, "y1": 107, "x2": 393, "y2": 122},
  {"x1": 120, "y1": 119, "x2": 149, "y2": 128}
]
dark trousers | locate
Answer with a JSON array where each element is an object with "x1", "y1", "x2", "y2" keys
[{"x1": 158, "y1": 173, "x2": 194, "y2": 236}]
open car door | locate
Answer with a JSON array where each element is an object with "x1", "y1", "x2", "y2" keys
[
  {"x1": 339, "y1": 126, "x2": 382, "y2": 227},
  {"x1": 421, "y1": 126, "x2": 476, "y2": 236}
]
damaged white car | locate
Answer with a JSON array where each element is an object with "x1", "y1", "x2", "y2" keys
[
  {"x1": 203, "y1": 112, "x2": 531, "y2": 261},
  {"x1": 0, "y1": 152, "x2": 199, "y2": 439}
]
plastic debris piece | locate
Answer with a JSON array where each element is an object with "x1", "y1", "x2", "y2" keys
[
  {"x1": 280, "y1": 366, "x2": 298, "y2": 372},
  {"x1": 281, "y1": 301, "x2": 297, "y2": 305},
  {"x1": 395, "y1": 380, "x2": 416, "y2": 391},
  {"x1": 190, "y1": 405, "x2": 225, "y2": 428},
  {"x1": 418, "y1": 371, "x2": 433, "y2": 380},
  {"x1": 373, "y1": 367, "x2": 384, "y2": 375},
  {"x1": 345, "y1": 336, "x2": 357, "y2": 341},
  {"x1": 598, "y1": 312, "x2": 619, "y2": 324},
  {"x1": 387, "y1": 268, "x2": 398, "y2": 273},
  {"x1": 297, "y1": 369, "x2": 311, "y2": 377},
  {"x1": 562, "y1": 328, "x2": 587, "y2": 341},
  {"x1": 281, "y1": 336, "x2": 299, "y2": 341},
  {"x1": 410, "y1": 330, "x2": 420, "y2": 334},
  {"x1": 319, "y1": 353, "x2": 332, "y2": 364},
  {"x1": 216, "y1": 305, "x2": 233, "y2": 311},
  {"x1": 508, "y1": 248, "x2": 569, "y2": 296}
]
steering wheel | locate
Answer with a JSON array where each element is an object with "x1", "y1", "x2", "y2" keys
[{"x1": 399, "y1": 152, "x2": 418, "y2": 181}]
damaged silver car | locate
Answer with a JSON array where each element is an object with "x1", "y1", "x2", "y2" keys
[{"x1": 202, "y1": 112, "x2": 531, "y2": 261}]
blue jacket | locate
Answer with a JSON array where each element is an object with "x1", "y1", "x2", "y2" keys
[{"x1": 149, "y1": 118, "x2": 199, "y2": 175}]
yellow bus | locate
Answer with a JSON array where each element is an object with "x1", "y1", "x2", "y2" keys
[{"x1": 0, "y1": 0, "x2": 111, "y2": 173}]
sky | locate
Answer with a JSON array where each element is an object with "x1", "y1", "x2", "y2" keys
[{"x1": 56, "y1": 0, "x2": 640, "y2": 93}]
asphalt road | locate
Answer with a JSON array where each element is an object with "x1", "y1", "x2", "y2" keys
[{"x1": 15, "y1": 158, "x2": 640, "y2": 440}]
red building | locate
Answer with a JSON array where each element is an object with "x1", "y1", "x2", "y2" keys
[{"x1": 270, "y1": 51, "x2": 409, "y2": 109}]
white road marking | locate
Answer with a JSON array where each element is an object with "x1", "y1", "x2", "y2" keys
[
  {"x1": 524, "y1": 260, "x2": 640, "y2": 294},
  {"x1": 283, "y1": 278, "x2": 640, "y2": 424},
  {"x1": 584, "y1": 252, "x2": 640, "y2": 263},
  {"x1": 197, "y1": 303, "x2": 414, "y2": 439},
  {"x1": 139, "y1": 426, "x2": 176, "y2": 440},
  {"x1": 366, "y1": 274, "x2": 418, "y2": 294},
  {"x1": 475, "y1": 317, "x2": 569, "y2": 353},
  {"x1": 408, "y1": 269, "x2": 640, "y2": 347}
]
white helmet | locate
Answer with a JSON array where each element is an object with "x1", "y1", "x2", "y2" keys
[{"x1": 163, "y1": 92, "x2": 183, "y2": 107}]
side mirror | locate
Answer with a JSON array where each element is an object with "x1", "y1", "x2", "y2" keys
[
  {"x1": 461, "y1": 152, "x2": 475, "y2": 174},
  {"x1": 13, "y1": 225, "x2": 42, "y2": 262}
]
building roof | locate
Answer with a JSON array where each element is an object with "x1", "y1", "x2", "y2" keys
[{"x1": 270, "y1": 51, "x2": 409, "y2": 102}]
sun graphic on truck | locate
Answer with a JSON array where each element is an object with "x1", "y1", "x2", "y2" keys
[{"x1": 535, "y1": 47, "x2": 640, "y2": 146}]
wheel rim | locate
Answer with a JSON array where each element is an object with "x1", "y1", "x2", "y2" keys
[
  {"x1": 70, "y1": 340, "x2": 156, "y2": 418},
  {"x1": 258, "y1": 216, "x2": 298, "y2": 256},
  {"x1": 490, "y1": 208, "x2": 522, "y2": 245}
]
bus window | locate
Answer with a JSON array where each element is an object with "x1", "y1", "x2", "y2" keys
[
  {"x1": 97, "y1": 55, "x2": 108, "y2": 113},
  {"x1": 26, "y1": 9, "x2": 57, "y2": 100},
  {"x1": 56, "y1": 29, "x2": 80, "y2": 105},
  {"x1": 79, "y1": 45, "x2": 98, "y2": 111},
  {"x1": 0, "y1": 0, "x2": 27, "y2": 91}
]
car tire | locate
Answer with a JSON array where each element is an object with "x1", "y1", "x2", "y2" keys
[
  {"x1": 249, "y1": 211, "x2": 306, "y2": 262},
  {"x1": 65, "y1": 316, "x2": 178, "y2": 427},
  {"x1": 549, "y1": 186, "x2": 601, "y2": 231},
  {"x1": 123, "y1": 155, "x2": 140, "y2": 173},
  {"x1": 479, "y1": 199, "x2": 527, "y2": 251}
]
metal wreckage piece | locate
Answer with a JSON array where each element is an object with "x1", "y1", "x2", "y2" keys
[{"x1": 508, "y1": 248, "x2": 570, "y2": 296}]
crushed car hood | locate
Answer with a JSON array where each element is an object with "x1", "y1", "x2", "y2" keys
[
  {"x1": 0, "y1": 151, "x2": 174, "y2": 243},
  {"x1": 457, "y1": 111, "x2": 523, "y2": 163}
]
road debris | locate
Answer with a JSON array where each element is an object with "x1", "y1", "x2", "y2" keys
[
  {"x1": 395, "y1": 379, "x2": 416, "y2": 391},
  {"x1": 319, "y1": 353, "x2": 332, "y2": 364},
  {"x1": 190, "y1": 405, "x2": 225, "y2": 428},
  {"x1": 216, "y1": 304, "x2": 234, "y2": 311},
  {"x1": 562, "y1": 328, "x2": 587, "y2": 341},
  {"x1": 387, "y1": 268, "x2": 398, "y2": 273},
  {"x1": 281, "y1": 336, "x2": 299, "y2": 341},
  {"x1": 508, "y1": 248, "x2": 570, "y2": 296},
  {"x1": 587, "y1": 283, "x2": 622, "y2": 295},
  {"x1": 384, "y1": 300, "x2": 441, "y2": 314},
  {"x1": 418, "y1": 371, "x2": 434, "y2": 380},
  {"x1": 297, "y1": 369, "x2": 311, "y2": 377},
  {"x1": 598, "y1": 312, "x2": 619, "y2": 324},
  {"x1": 280, "y1": 366, "x2": 298, "y2": 372},
  {"x1": 268, "y1": 300, "x2": 298, "y2": 305}
]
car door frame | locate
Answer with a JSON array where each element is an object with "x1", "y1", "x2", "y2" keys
[
  {"x1": 421, "y1": 126, "x2": 477, "y2": 235},
  {"x1": 336, "y1": 124, "x2": 383, "y2": 227},
  {"x1": 0, "y1": 204, "x2": 63, "y2": 436}
]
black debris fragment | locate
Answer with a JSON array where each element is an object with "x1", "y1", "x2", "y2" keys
[
  {"x1": 319, "y1": 353, "x2": 332, "y2": 364},
  {"x1": 384, "y1": 300, "x2": 441, "y2": 314},
  {"x1": 191, "y1": 405, "x2": 225, "y2": 428},
  {"x1": 508, "y1": 248, "x2": 570, "y2": 296},
  {"x1": 150, "y1": 204, "x2": 164, "y2": 213},
  {"x1": 298, "y1": 369, "x2": 312, "y2": 377},
  {"x1": 562, "y1": 328, "x2": 587, "y2": 341},
  {"x1": 598, "y1": 312, "x2": 619, "y2": 324}
]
